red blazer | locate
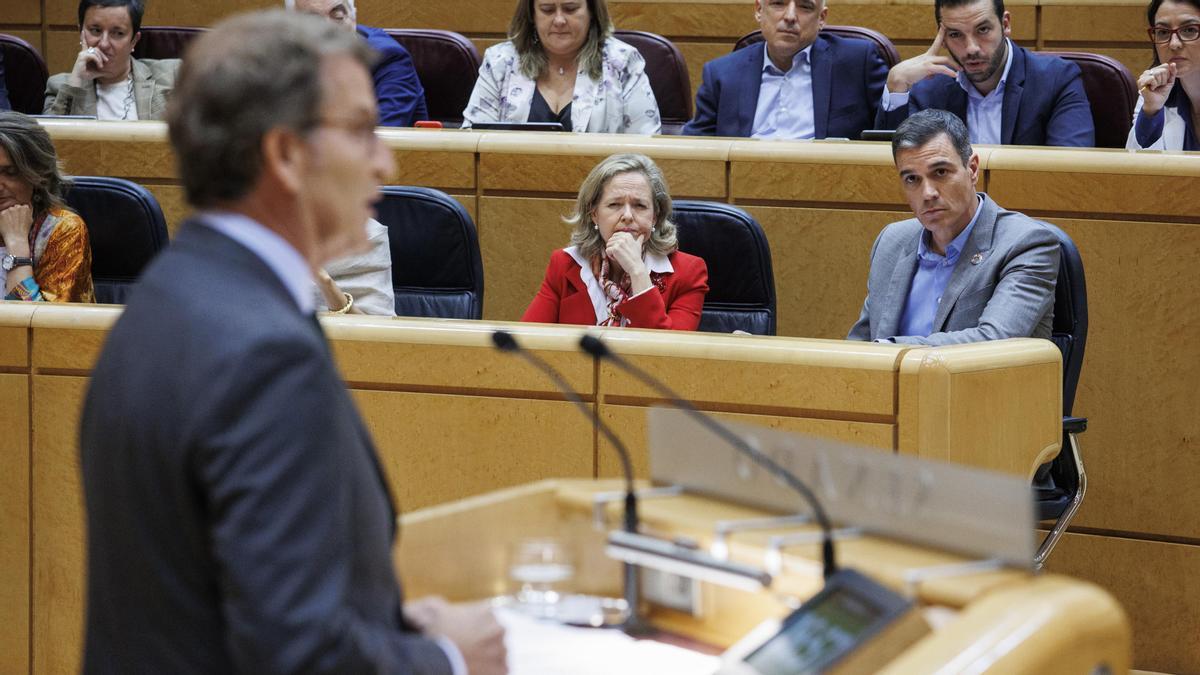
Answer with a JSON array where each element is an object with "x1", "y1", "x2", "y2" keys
[{"x1": 521, "y1": 249, "x2": 709, "y2": 330}]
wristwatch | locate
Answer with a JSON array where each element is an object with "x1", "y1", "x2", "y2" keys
[{"x1": 1, "y1": 254, "x2": 34, "y2": 271}]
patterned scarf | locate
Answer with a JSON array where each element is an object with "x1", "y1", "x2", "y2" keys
[{"x1": 598, "y1": 257, "x2": 631, "y2": 327}]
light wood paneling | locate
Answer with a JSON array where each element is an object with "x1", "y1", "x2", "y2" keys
[
  {"x1": 985, "y1": 148, "x2": 1200, "y2": 220},
  {"x1": 598, "y1": 404, "x2": 896, "y2": 478},
  {"x1": 742, "y1": 205, "x2": 906, "y2": 339},
  {"x1": 676, "y1": 42, "x2": 734, "y2": 102},
  {"x1": 0, "y1": 304, "x2": 36, "y2": 367},
  {"x1": 145, "y1": 183, "x2": 189, "y2": 235},
  {"x1": 354, "y1": 390, "x2": 595, "y2": 510},
  {"x1": 0, "y1": 374, "x2": 31, "y2": 675},
  {"x1": 1049, "y1": 217, "x2": 1200, "y2": 538},
  {"x1": 729, "y1": 141, "x2": 905, "y2": 205},
  {"x1": 385, "y1": 0, "x2": 512, "y2": 33},
  {"x1": 898, "y1": 339, "x2": 1062, "y2": 477},
  {"x1": 611, "y1": 2, "x2": 754, "y2": 39},
  {"x1": 0, "y1": 0, "x2": 41, "y2": 25},
  {"x1": 31, "y1": 375, "x2": 87, "y2": 675},
  {"x1": 31, "y1": 315, "x2": 115, "y2": 373},
  {"x1": 46, "y1": 30, "x2": 84, "y2": 79},
  {"x1": 1044, "y1": 532, "x2": 1200, "y2": 674},
  {"x1": 1041, "y1": 2, "x2": 1146, "y2": 42},
  {"x1": 54, "y1": 137, "x2": 176, "y2": 180},
  {"x1": 478, "y1": 196, "x2": 577, "y2": 322}
]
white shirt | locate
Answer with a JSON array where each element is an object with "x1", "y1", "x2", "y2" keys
[{"x1": 96, "y1": 77, "x2": 139, "y2": 121}]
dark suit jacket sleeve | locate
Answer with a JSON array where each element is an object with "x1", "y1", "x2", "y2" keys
[
  {"x1": 894, "y1": 225, "x2": 1060, "y2": 346},
  {"x1": 372, "y1": 38, "x2": 429, "y2": 127},
  {"x1": 1044, "y1": 59, "x2": 1095, "y2": 147},
  {"x1": 521, "y1": 250, "x2": 572, "y2": 323},
  {"x1": 847, "y1": 229, "x2": 885, "y2": 340},
  {"x1": 197, "y1": 335, "x2": 452, "y2": 674},
  {"x1": 619, "y1": 253, "x2": 709, "y2": 330},
  {"x1": 682, "y1": 61, "x2": 719, "y2": 136}
]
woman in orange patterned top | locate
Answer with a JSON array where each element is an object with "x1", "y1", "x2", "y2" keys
[{"x1": 0, "y1": 111, "x2": 94, "y2": 303}]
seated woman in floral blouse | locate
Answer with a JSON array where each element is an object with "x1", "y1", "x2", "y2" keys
[{"x1": 0, "y1": 111, "x2": 94, "y2": 303}]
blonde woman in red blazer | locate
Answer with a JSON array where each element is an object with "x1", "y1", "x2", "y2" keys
[{"x1": 522, "y1": 153, "x2": 709, "y2": 330}]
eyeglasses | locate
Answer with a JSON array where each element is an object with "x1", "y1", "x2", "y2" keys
[{"x1": 1148, "y1": 24, "x2": 1200, "y2": 43}]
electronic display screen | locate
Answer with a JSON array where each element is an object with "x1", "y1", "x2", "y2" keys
[{"x1": 743, "y1": 587, "x2": 883, "y2": 674}]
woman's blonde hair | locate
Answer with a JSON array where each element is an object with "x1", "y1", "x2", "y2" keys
[
  {"x1": 508, "y1": 0, "x2": 613, "y2": 81},
  {"x1": 566, "y1": 153, "x2": 677, "y2": 262}
]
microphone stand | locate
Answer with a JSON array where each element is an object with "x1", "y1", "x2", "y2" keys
[
  {"x1": 580, "y1": 334, "x2": 838, "y2": 580},
  {"x1": 492, "y1": 330, "x2": 650, "y2": 633}
]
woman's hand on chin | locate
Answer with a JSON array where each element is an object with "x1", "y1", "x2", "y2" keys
[
  {"x1": 0, "y1": 204, "x2": 33, "y2": 256},
  {"x1": 605, "y1": 232, "x2": 652, "y2": 294}
]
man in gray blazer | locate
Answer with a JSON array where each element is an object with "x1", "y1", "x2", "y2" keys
[
  {"x1": 79, "y1": 11, "x2": 505, "y2": 674},
  {"x1": 848, "y1": 109, "x2": 1059, "y2": 345}
]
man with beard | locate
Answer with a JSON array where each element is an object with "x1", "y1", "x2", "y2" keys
[{"x1": 876, "y1": 0, "x2": 1094, "y2": 146}]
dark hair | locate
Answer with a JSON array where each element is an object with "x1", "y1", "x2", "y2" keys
[
  {"x1": 0, "y1": 111, "x2": 72, "y2": 217},
  {"x1": 508, "y1": 0, "x2": 613, "y2": 81},
  {"x1": 934, "y1": 0, "x2": 1005, "y2": 24},
  {"x1": 891, "y1": 109, "x2": 974, "y2": 167},
  {"x1": 166, "y1": 10, "x2": 374, "y2": 209},
  {"x1": 78, "y1": 0, "x2": 145, "y2": 34},
  {"x1": 1145, "y1": 0, "x2": 1200, "y2": 66}
]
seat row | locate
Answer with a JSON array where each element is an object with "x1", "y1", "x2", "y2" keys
[{"x1": 0, "y1": 25, "x2": 1139, "y2": 146}]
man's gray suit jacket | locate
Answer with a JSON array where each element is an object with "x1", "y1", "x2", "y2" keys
[
  {"x1": 79, "y1": 219, "x2": 452, "y2": 674},
  {"x1": 848, "y1": 193, "x2": 1060, "y2": 345}
]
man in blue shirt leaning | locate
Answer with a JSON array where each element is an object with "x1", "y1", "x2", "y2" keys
[
  {"x1": 682, "y1": 0, "x2": 887, "y2": 140},
  {"x1": 876, "y1": 0, "x2": 1094, "y2": 146},
  {"x1": 286, "y1": 0, "x2": 428, "y2": 127},
  {"x1": 848, "y1": 109, "x2": 1059, "y2": 345}
]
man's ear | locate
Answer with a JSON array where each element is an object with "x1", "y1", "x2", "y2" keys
[
  {"x1": 261, "y1": 127, "x2": 307, "y2": 195},
  {"x1": 1002, "y1": 10, "x2": 1012, "y2": 37},
  {"x1": 968, "y1": 151, "x2": 980, "y2": 184}
]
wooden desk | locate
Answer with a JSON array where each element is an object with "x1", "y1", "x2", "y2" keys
[
  {"x1": 399, "y1": 479, "x2": 1131, "y2": 673},
  {"x1": 1, "y1": 303, "x2": 1059, "y2": 674}
]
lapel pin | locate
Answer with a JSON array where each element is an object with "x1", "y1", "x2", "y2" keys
[{"x1": 970, "y1": 253, "x2": 984, "y2": 265}]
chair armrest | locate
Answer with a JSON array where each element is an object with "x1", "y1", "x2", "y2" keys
[{"x1": 1063, "y1": 416, "x2": 1088, "y2": 434}]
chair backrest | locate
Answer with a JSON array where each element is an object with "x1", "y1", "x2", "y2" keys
[
  {"x1": 1039, "y1": 51, "x2": 1136, "y2": 149},
  {"x1": 385, "y1": 29, "x2": 480, "y2": 126},
  {"x1": 612, "y1": 30, "x2": 693, "y2": 135},
  {"x1": 733, "y1": 26, "x2": 901, "y2": 67},
  {"x1": 375, "y1": 186, "x2": 484, "y2": 319},
  {"x1": 65, "y1": 177, "x2": 169, "y2": 304},
  {"x1": 671, "y1": 200, "x2": 776, "y2": 335},
  {"x1": 1, "y1": 33, "x2": 49, "y2": 115},
  {"x1": 1036, "y1": 220, "x2": 1088, "y2": 416},
  {"x1": 132, "y1": 26, "x2": 205, "y2": 60}
]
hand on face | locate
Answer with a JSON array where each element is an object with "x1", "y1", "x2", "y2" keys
[
  {"x1": 1139, "y1": 63, "x2": 1179, "y2": 114},
  {"x1": 0, "y1": 204, "x2": 34, "y2": 255},
  {"x1": 605, "y1": 231, "x2": 647, "y2": 277},
  {"x1": 70, "y1": 39, "x2": 109, "y2": 86},
  {"x1": 404, "y1": 597, "x2": 508, "y2": 675},
  {"x1": 887, "y1": 26, "x2": 960, "y2": 93}
]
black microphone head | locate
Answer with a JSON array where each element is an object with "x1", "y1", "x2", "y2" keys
[
  {"x1": 580, "y1": 334, "x2": 610, "y2": 358},
  {"x1": 492, "y1": 330, "x2": 519, "y2": 352}
]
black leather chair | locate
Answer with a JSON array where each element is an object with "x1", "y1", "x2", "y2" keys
[
  {"x1": 385, "y1": 29, "x2": 480, "y2": 126},
  {"x1": 65, "y1": 177, "x2": 169, "y2": 304},
  {"x1": 1034, "y1": 220, "x2": 1089, "y2": 567},
  {"x1": 613, "y1": 30, "x2": 693, "y2": 135},
  {"x1": 375, "y1": 186, "x2": 483, "y2": 319},
  {"x1": 733, "y1": 26, "x2": 901, "y2": 67},
  {"x1": 672, "y1": 200, "x2": 776, "y2": 335},
  {"x1": 132, "y1": 26, "x2": 204, "y2": 60},
  {"x1": 1042, "y1": 51, "x2": 1137, "y2": 149},
  {"x1": 1, "y1": 33, "x2": 50, "y2": 115}
]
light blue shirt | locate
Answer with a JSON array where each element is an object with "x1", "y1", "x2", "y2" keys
[
  {"x1": 958, "y1": 38, "x2": 1014, "y2": 145},
  {"x1": 879, "y1": 38, "x2": 1015, "y2": 145},
  {"x1": 897, "y1": 194, "x2": 984, "y2": 337},
  {"x1": 751, "y1": 45, "x2": 815, "y2": 140},
  {"x1": 199, "y1": 211, "x2": 316, "y2": 314}
]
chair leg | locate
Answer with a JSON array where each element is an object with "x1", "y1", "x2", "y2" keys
[{"x1": 1034, "y1": 432, "x2": 1087, "y2": 569}]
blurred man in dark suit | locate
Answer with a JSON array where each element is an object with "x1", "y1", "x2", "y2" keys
[{"x1": 79, "y1": 10, "x2": 505, "y2": 674}]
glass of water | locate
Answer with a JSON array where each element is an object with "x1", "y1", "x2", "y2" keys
[{"x1": 509, "y1": 538, "x2": 574, "y2": 618}]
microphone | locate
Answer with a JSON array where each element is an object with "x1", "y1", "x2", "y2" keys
[
  {"x1": 580, "y1": 334, "x2": 838, "y2": 580},
  {"x1": 491, "y1": 330, "x2": 644, "y2": 629}
]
